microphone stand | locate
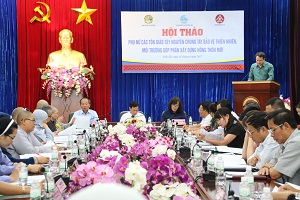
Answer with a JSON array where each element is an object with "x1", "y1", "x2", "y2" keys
[
  {"x1": 62, "y1": 155, "x2": 69, "y2": 187},
  {"x1": 73, "y1": 140, "x2": 82, "y2": 164}
]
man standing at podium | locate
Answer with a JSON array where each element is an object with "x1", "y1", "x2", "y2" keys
[{"x1": 248, "y1": 52, "x2": 274, "y2": 81}]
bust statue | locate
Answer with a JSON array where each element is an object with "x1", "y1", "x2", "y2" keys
[{"x1": 47, "y1": 29, "x2": 87, "y2": 69}]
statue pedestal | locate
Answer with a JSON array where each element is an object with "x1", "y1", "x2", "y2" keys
[{"x1": 50, "y1": 92, "x2": 83, "y2": 123}]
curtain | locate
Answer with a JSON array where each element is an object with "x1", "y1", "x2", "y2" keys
[
  {"x1": 290, "y1": 0, "x2": 300, "y2": 123},
  {"x1": 16, "y1": 0, "x2": 111, "y2": 119},
  {"x1": 0, "y1": 0, "x2": 18, "y2": 114},
  {"x1": 111, "y1": 0, "x2": 290, "y2": 122}
]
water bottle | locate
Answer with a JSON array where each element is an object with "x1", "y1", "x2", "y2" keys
[
  {"x1": 104, "y1": 118, "x2": 108, "y2": 127},
  {"x1": 189, "y1": 116, "x2": 193, "y2": 126},
  {"x1": 167, "y1": 119, "x2": 172, "y2": 130},
  {"x1": 215, "y1": 154, "x2": 226, "y2": 194},
  {"x1": 148, "y1": 116, "x2": 152, "y2": 124},
  {"x1": 186, "y1": 132, "x2": 192, "y2": 148},
  {"x1": 207, "y1": 150, "x2": 215, "y2": 172},
  {"x1": 176, "y1": 133, "x2": 182, "y2": 152},
  {"x1": 244, "y1": 166, "x2": 254, "y2": 198},
  {"x1": 67, "y1": 134, "x2": 73, "y2": 149},
  {"x1": 239, "y1": 177, "x2": 250, "y2": 200},
  {"x1": 19, "y1": 163, "x2": 28, "y2": 186},
  {"x1": 90, "y1": 132, "x2": 97, "y2": 151},
  {"x1": 30, "y1": 179, "x2": 41, "y2": 200},
  {"x1": 193, "y1": 145, "x2": 203, "y2": 176},
  {"x1": 260, "y1": 187, "x2": 273, "y2": 200},
  {"x1": 44, "y1": 172, "x2": 55, "y2": 199},
  {"x1": 71, "y1": 142, "x2": 78, "y2": 158},
  {"x1": 50, "y1": 147, "x2": 59, "y2": 174},
  {"x1": 78, "y1": 138, "x2": 87, "y2": 162}
]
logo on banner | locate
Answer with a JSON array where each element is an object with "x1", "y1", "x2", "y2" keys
[
  {"x1": 30, "y1": 2, "x2": 51, "y2": 23},
  {"x1": 144, "y1": 15, "x2": 153, "y2": 24},
  {"x1": 215, "y1": 14, "x2": 225, "y2": 24},
  {"x1": 180, "y1": 15, "x2": 189, "y2": 24}
]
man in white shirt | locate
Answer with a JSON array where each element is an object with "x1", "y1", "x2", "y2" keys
[
  {"x1": 71, "y1": 98, "x2": 98, "y2": 124},
  {"x1": 243, "y1": 111, "x2": 279, "y2": 169},
  {"x1": 185, "y1": 101, "x2": 212, "y2": 132},
  {"x1": 119, "y1": 101, "x2": 146, "y2": 123}
]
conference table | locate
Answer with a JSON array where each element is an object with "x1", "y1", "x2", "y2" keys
[{"x1": 0, "y1": 122, "x2": 278, "y2": 200}]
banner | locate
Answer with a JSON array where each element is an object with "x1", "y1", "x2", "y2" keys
[{"x1": 121, "y1": 11, "x2": 244, "y2": 73}]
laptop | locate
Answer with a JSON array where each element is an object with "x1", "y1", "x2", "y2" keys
[{"x1": 73, "y1": 116, "x2": 90, "y2": 129}]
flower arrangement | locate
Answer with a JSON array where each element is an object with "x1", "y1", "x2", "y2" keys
[
  {"x1": 280, "y1": 95, "x2": 291, "y2": 110},
  {"x1": 38, "y1": 63, "x2": 94, "y2": 98},
  {"x1": 70, "y1": 123, "x2": 200, "y2": 200}
]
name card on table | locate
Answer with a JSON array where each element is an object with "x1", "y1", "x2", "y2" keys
[{"x1": 56, "y1": 178, "x2": 67, "y2": 194}]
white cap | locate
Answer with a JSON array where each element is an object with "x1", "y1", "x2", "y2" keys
[
  {"x1": 263, "y1": 187, "x2": 271, "y2": 193},
  {"x1": 241, "y1": 177, "x2": 248, "y2": 182},
  {"x1": 246, "y1": 165, "x2": 252, "y2": 171},
  {"x1": 53, "y1": 146, "x2": 57, "y2": 150}
]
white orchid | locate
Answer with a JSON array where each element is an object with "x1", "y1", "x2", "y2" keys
[
  {"x1": 149, "y1": 183, "x2": 176, "y2": 200},
  {"x1": 167, "y1": 149, "x2": 176, "y2": 160},
  {"x1": 125, "y1": 161, "x2": 147, "y2": 192},
  {"x1": 152, "y1": 145, "x2": 168, "y2": 157}
]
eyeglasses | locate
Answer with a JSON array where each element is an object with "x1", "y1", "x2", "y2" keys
[
  {"x1": 25, "y1": 118, "x2": 35, "y2": 122},
  {"x1": 268, "y1": 124, "x2": 283, "y2": 134},
  {"x1": 7, "y1": 135, "x2": 15, "y2": 140},
  {"x1": 244, "y1": 127, "x2": 260, "y2": 135}
]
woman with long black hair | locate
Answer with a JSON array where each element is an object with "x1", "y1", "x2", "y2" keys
[{"x1": 196, "y1": 107, "x2": 245, "y2": 148}]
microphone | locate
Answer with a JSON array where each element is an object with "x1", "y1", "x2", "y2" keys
[
  {"x1": 241, "y1": 71, "x2": 250, "y2": 81},
  {"x1": 74, "y1": 140, "x2": 80, "y2": 157},
  {"x1": 41, "y1": 167, "x2": 49, "y2": 197},
  {"x1": 98, "y1": 112, "x2": 111, "y2": 118},
  {"x1": 62, "y1": 155, "x2": 70, "y2": 186},
  {"x1": 191, "y1": 139, "x2": 200, "y2": 156}
]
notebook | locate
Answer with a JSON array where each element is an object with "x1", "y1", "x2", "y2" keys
[{"x1": 73, "y1": 116, "x2": 90, "y2": 129}]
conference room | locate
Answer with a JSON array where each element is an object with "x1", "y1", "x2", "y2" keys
[{"x1": 1, "y1": 0, "x2": 300, "y2": 199}]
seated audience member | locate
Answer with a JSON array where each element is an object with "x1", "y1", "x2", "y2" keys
[
  {"x1": 0, "y1": 120, "x2": 40, "y2": 182},
  {"x1": 71, "y1": 98, "x2": 98, "y2": 124},
  {"x1": 47, "y1": 106, "x2": 75, "y2": 132},
  {"x1": 162, "y1": 97, "x2": 186, "y2": 122},
  {"x1": 0, "y1": 181, "x2": 31, "y2": 195},
  {"x1": 32, "y1": 109, "x2": 54, "y2": 142},
  {"x1": 243, "y1": 111, "x2": 279, "y2": 169},
  {"x1": 216, "y1": 99, "x2": 239, "y2": 120},
  {"x1": 120, "y1": 101, "x2": 146, "y2": 123},
  {"x1": 296, "y1": 102, "x2": 300, "y2": 129},
  {"x1": 185, "y1": 101, "x2": 212, "y2": 132},
  {"x1": 265, "y1": 97, "x2": 285, "y2": 113},
  {"x1": 258, "y1": 109, "x2": 300, "y2": 185},
  {"x1": 243, "y1": 101, "x2": 261, "y2": 111},
  {"x1": 240, "y1": 106, "x2": 261, "y2": 162},
  {"x1": 192, "y1": 103, "x2": 224, "y2": 140},
  {"x1": 36, "y1": 99, "x2": 49, "y2": 109},
  {"x1": 195, "y1": 107, "x2": 245, "y2": 148},
  {"x1": 0, "y1": 118, "x2": 49, "y2": 166},
  {"x1": 7, "y1": 111, "x2": 52, "y2": 158},
  {"x1": 11, "y1": 107, "x2": 26, "y2": 121}
]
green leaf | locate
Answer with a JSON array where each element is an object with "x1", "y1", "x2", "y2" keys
[
  {"x1": 41, "y1": 75, "x2": 48, "y2": 80},
  {"x1": 81, "y1": 68, "x2": 90, "y2": 74}
]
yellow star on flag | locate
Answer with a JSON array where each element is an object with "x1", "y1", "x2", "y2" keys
[{"x1": 72, "y1": 0, "x2": 97, "y2": 25}]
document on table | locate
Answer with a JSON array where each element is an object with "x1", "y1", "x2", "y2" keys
[
  {"x1": 20, "y1": 153, "x2": 52, "y2": 159},
  {"x1": 11, "y1": 175, "x2": 45, "y2": 185},
  {"x1": 220, "y1": 154, "x2": 247, "y2": 171},
  {"x1": 58, "y1": 125, "x2": 77, "y2": 136},
  {"x1": 201, "y1": 146, "x2": 242, "y2": 154}
]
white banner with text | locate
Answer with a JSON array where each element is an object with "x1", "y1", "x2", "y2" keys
[{"x1": 121, "y1": 11, "x2": 244, "y2": 73}]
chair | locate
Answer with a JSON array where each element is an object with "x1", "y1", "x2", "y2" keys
[
  {"x1": 119, "y1": 111, "x2": 144, "y2": 121},
  {"x1": 68, "y1": 112, "x2": 74, "y2": 123}
]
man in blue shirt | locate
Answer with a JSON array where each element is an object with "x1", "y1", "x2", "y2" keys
[
  {"x1": 71, "y1": 98, "x2": 98, "y2": 124},
  {"x1": 248, "y1": 52, "x2": 274, "y2": 81}
]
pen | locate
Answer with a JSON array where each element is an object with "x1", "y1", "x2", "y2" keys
[{"x1": 36, "y1": 152, "x2": 41, "y2": 156}]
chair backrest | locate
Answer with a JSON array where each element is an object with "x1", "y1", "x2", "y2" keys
[
  {"x1": 68, "y1": 112, "x2": 74, "y2": 123},
  {"x1": 119, "y1": 111, "x2": 144, "y2": 120}
]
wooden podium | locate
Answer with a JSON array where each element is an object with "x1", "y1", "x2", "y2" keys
[
  {"x1": 232, "y1": 81, "x2": 280, "y2": 114},
  {"x1": 50, "y1": 92, "x2": 83, "y2": 123}
]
